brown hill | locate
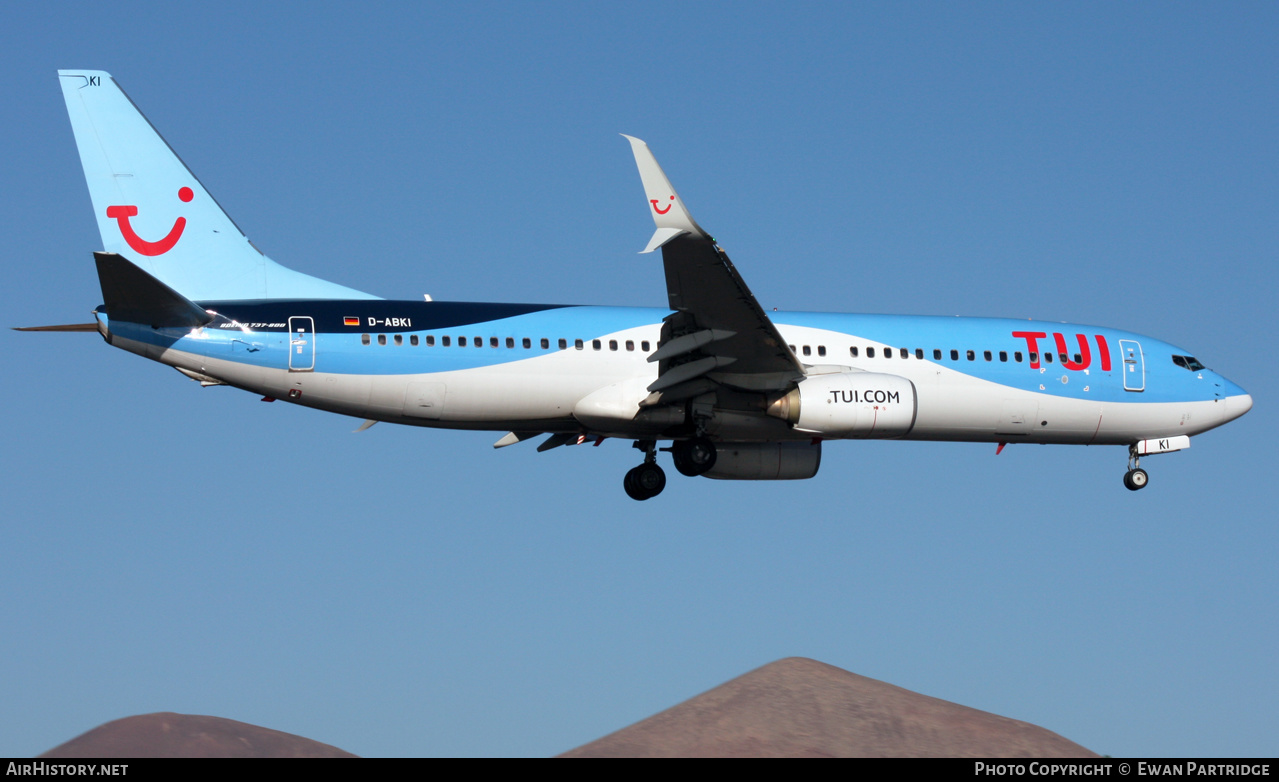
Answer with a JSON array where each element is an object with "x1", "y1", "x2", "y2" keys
[
  {"x1": 560, "y1": 657, "x2": 1099, "y2": 758},
  {"x1": 40, "y1": 712, "x2": 356, "y2": 758}
]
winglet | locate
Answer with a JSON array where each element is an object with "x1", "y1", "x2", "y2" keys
[{"x1": 622, "y1": 135, "x2": 711, "y2": 253}]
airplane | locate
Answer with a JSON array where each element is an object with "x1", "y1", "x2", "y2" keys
[{"x1": 26, "y1": 70, "x2": 1253, "y2": 501}]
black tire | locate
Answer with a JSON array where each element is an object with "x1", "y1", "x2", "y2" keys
[
  {"x1": 1128, "y1": 468, "x2": 1149, "y2": 491},
  {"x1": 634, "y1": 463, "x2": 666, "y2": 498},
  {"x1": 624, "y1": 463, "x2": 666, "y2": 500},
  {"x1": 672, "y1": 437, "x2": 717, "y2": 477},
  {"x1": 623, "y1": 466, "x2": 646, "y2": 501}
]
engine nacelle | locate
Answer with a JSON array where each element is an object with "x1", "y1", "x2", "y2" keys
[
  {"x1": 703, "y1": 441, "x2": 822, "y2": 481},
  {"x1": 767, "y1": 372, "x2": 917, "y2": 439}
]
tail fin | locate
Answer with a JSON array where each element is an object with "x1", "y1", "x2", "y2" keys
[{"x1": 58, "y1": 70, "x2": 377, "y2": 301}]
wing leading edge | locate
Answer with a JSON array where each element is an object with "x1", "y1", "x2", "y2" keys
[{"x1": 623, "y1": 136, "x2": 804, "y2": 402}]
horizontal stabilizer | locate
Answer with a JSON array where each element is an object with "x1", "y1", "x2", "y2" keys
[
  {"x1": 13, "y1": 323, "x2": 99, "y2": 332},
  {"x1": 95, "y1": 252, "x2": 213, "y2": 329}
]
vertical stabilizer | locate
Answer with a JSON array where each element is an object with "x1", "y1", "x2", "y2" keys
[{"x1": 59, "y1": 70, "x2": 378, "y2": 301}]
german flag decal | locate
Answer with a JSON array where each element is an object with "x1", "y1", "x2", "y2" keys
[{"x1": 343, "y1": 316, "x2": 360, "y2": 327}]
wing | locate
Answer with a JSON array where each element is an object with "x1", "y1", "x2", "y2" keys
[{"x1": 623, "y1": 136, "x2": 804, "y2": 403}]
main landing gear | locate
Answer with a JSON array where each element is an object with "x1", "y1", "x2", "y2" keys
[
  {"x1": 1124, "y1": 444, "x2": 1149, "y2": 491},
  {"x1": 671, "y1": 436, "x2": 717, "y2": 477},
  {"x1": 623, "y1": 437, "x2": 719, "y2": 500},
  {"x1": 624, "y1": 440, "x2": 666, "y2": 501}
]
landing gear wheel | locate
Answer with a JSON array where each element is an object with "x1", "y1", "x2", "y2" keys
[
  {"x1": 1123, "y1": 468, "x2": 1149, "y2": 491},
  {"x1": 624, "y1": 463, "x2": 667, "y2": 501},
  {"x1": 672, "y1": 437, "x2": 718, "y2": 477}
]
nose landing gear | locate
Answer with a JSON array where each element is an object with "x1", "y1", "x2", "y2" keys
[{"x1": 1124, "y1": 445, "x2": 1149, "y2": 491}]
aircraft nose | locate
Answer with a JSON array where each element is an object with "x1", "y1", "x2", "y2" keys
[
  {"x1": 1225, "y1": 392, "x2": 1254, "y2": 422},
  {"x1": 1217, "y1": 373, "x2": 1252, "y2": 423}
]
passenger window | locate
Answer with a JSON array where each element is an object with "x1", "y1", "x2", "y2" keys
[
  {"x1": 950, "y1": 349, "x2": 959, "y2": 360},
  {"x1": 361, "y1": 334, "x2": 370, "y2": 345},
  {"x1": 1014, "y1": 351, "x2": 1022, "y2": 362},
  {"x1": 394, "y1": 334, "x2": 403, "y2": 346},
  {"x1": 538, "y1": 338, "x2": 546, "y2": 349},
  {"x1": 575, "y1": 339, "x2": 584, "y2": 350},
  {"x1": 1029, "y1": 351, "x2": 1037, "y2": 363},
  {"x1": 1045, "y1": 352, "x2": 1054, "y2": 363},
  {"x1": 967, "y1": 350, "x2": 975, "y2": 361},
  {"x1": 592, "y1": 339, "x2": 602, "y2": 350},
  {"x1": 900, "y1": 348, "x2": 908, "y2": 359},
  {"x1": 377, "y1": 334, "x2": 387, "y2": 345},
  {"x1": 884, "y1": 348, "x2": 892, "y2": 359},
  {"x1": 916, "y1": 348, "x2": 924, "y2": 359},
  {"x1": 476, "y1": 336, "x2": 483, "y2": 348},
  {"x1": 789, "y1": 344, "x2": 796, "y2": 353},
  {"x1": 558, "y1": 338, "x2": 567, "y2": 349},
  {"x1": 983, "y1": 350, "x2": 991, "y2": 361},
  {"x1": 493, "y1": 337, "x2": 502, "y2": 348},
  {"x1": 802, "y1": 345, "x2": 811, "y2": 356},
  {"x1": 458, "y1": 336, "x2": 467, "y2": 347},
  {"x1": 868, "y1": 347, "x2": 876, "y2": 358},
  {"x1": 999, "y1": 351, "x2": 1006, "y2": 362},
  {"x1": 642, "y1": 341, "x2": 651, "y2": 351},
  {"x1": 818, "y1": 345, "x2": 827, "y2": 357},
  {"x1": 1073, "y1": 353, "x2": 1081, "y2": 364},
  {"x1": 850, "y1": 346, "x2": 859, "y2": 358},
  {"x1": 609, "y1": 340, "x2": 618, "y2": 351},
  {"x1": 933, "y1": 349, "x2": 941, "y2": 360},
  {"x1": 411, "y1": 335, "x2": 419, "y2": 346},
  {"x1": 626, "y1": 340, "x2": 634, "y2": 351}
]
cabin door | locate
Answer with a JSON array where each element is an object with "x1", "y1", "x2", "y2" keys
[
  {"x1": 288, "y1": 317, "x2": 315, "y2": 372},
  {"x1": 1119, "y1": 339, "x2": 1144, "y2": 391}
]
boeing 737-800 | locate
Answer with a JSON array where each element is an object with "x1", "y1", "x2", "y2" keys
[{"x1": 27, "y1": 70, "x2": 1252, "y2": 500}]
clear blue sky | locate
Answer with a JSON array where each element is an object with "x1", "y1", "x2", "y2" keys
[{"x1": 3, "y1": 2, "x2": 1276, "y2": 758}]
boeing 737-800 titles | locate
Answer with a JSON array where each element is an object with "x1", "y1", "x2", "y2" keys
[{"x1": 27, "y1": 71, "x2": 1252, "y2": 500}]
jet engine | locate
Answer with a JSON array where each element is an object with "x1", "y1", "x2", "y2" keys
[
  {"x1": 704, "y1": 441, "x2": 822, "y2": 480},
  {"x1": 766, "y1": 372, "x2": 917, "y2": 438}
]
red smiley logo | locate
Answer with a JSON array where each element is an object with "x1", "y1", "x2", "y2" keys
[
  {"x1": 106, "y1": 187, "x2": 193, "y2": 256},
  {"x1": 651, "y1": 195, "x2": 674, "y2": 215}
]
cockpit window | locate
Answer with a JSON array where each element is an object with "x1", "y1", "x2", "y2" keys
[{"x1": 1172, "y1": 355, "x2": 1206, "y2": 371}]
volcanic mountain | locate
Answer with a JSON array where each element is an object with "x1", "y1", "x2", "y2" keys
[
  {"x1": 560, "y1": 657, "x2": 1099, "y2": 757},
  {"x1": 40, "y1": 713, "x2": 356, "y2": 758}
]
